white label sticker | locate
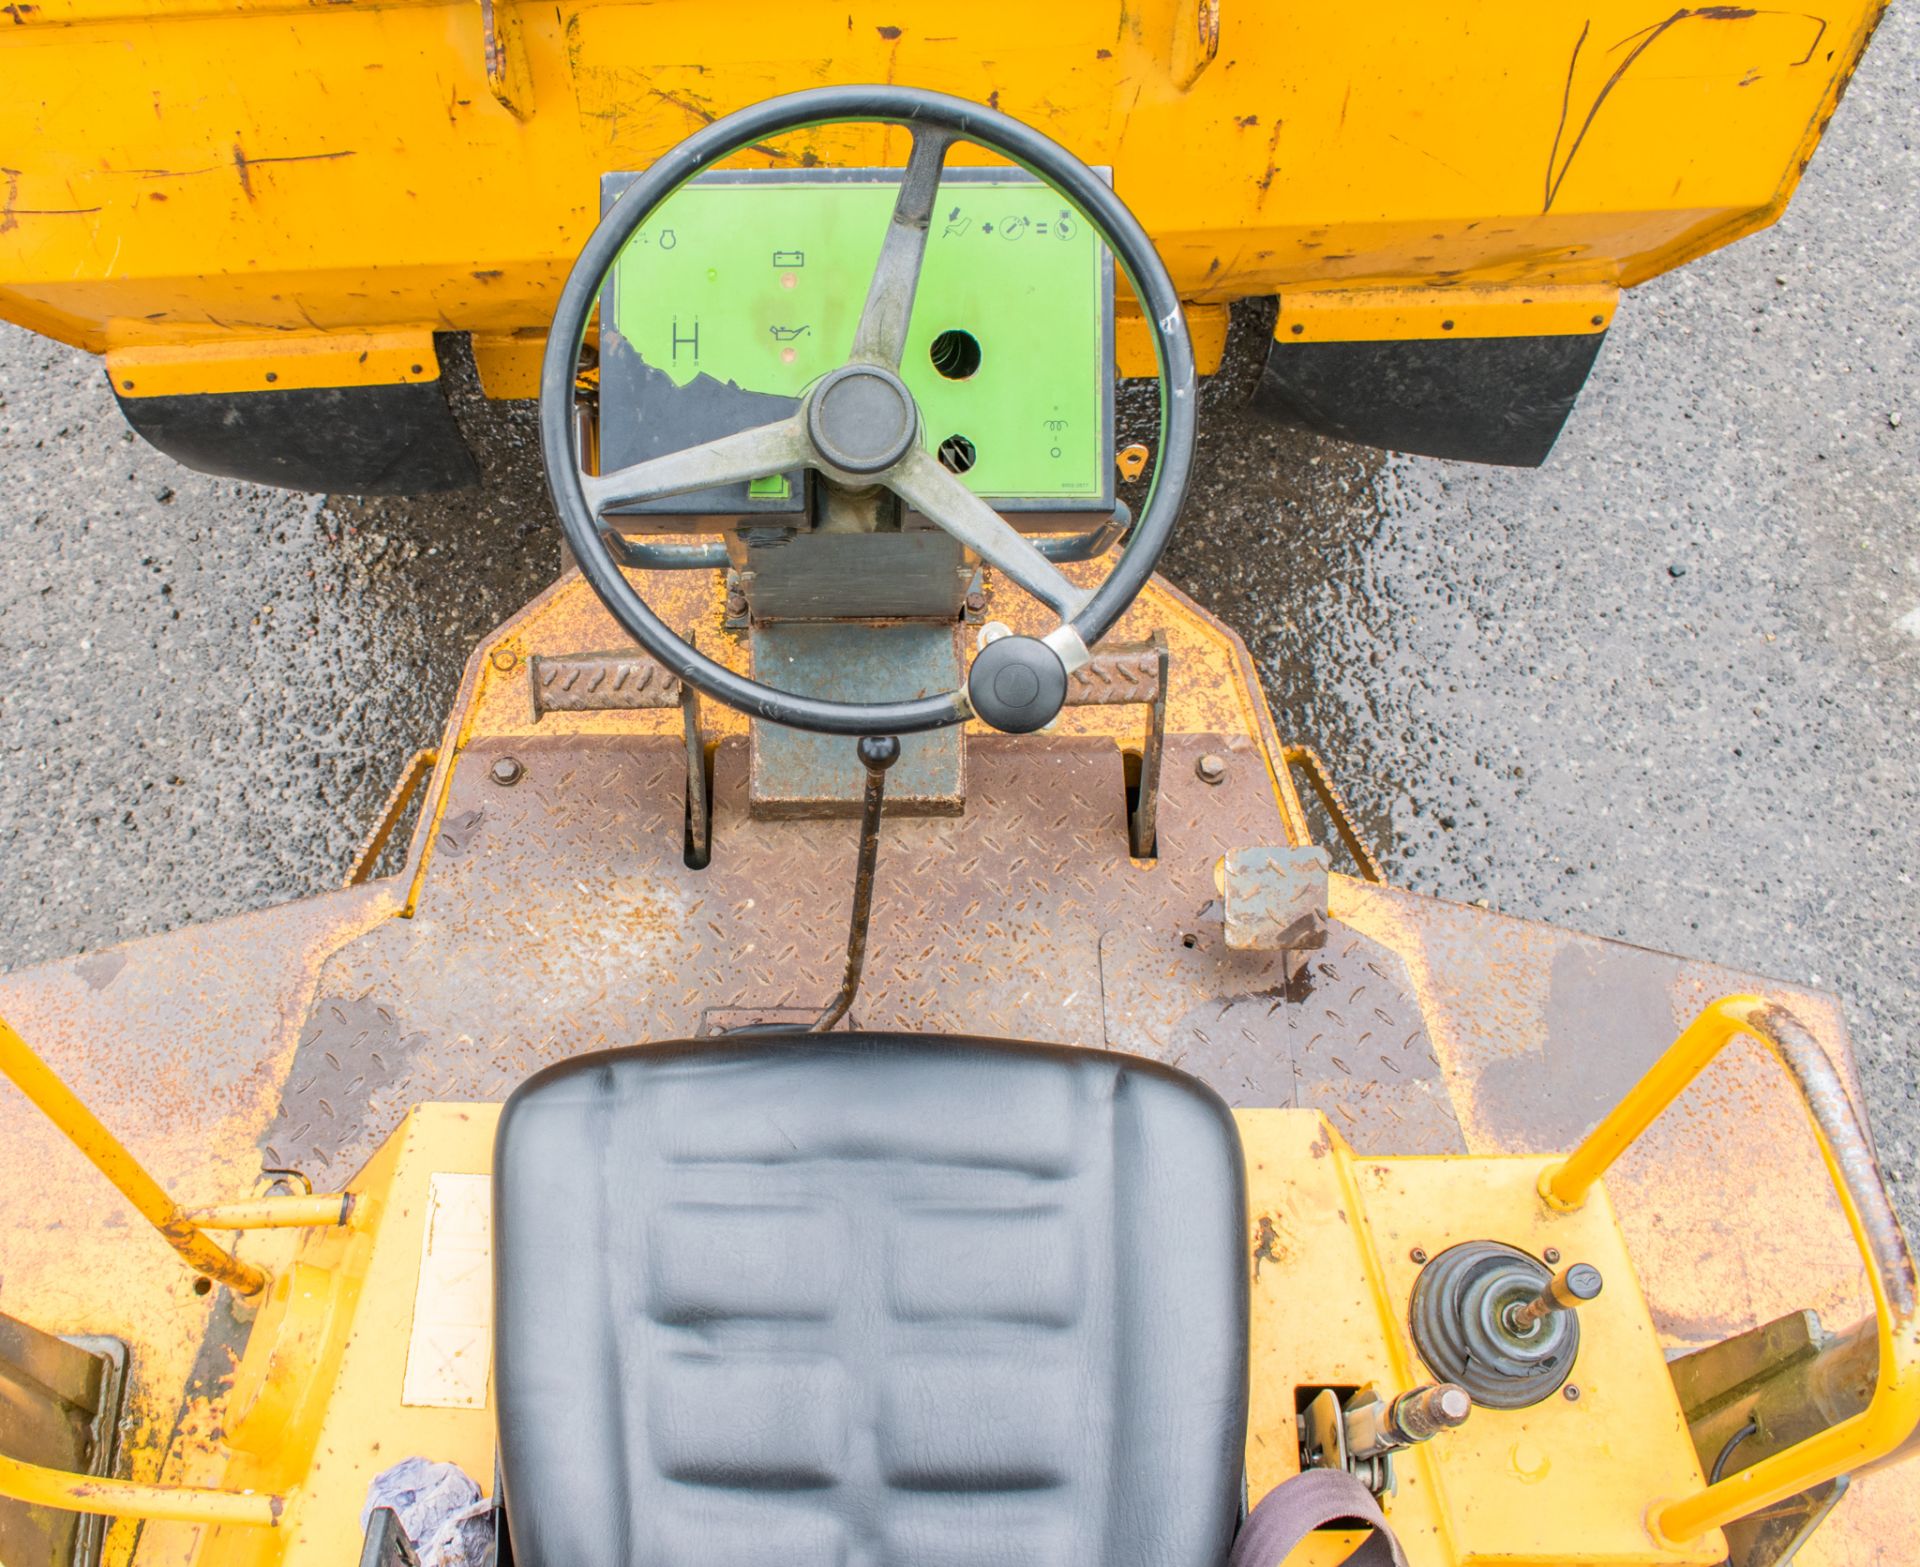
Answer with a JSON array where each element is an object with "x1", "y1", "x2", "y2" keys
[{"x1": 401, "y1": 1172, "x2": 493, "y2": 1409}]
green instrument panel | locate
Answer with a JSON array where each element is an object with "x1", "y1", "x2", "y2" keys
[{"x1": 601, "y1": 170, "x2": 1111, "y2": 510}]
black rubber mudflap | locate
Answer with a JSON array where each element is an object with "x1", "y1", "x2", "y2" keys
[
  {"x1": 1251, "y1": 328, "x2": 1608, "y2": 467},
  {"x1": 113, "y1": 376, "x2": 479, "y2": 494}
]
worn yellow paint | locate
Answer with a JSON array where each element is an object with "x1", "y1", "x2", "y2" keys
[
  {"x1": 469, "y1": 332, "x2": 550, "y2": 400},
  {"x1": 0, "y1": 1455, "x2": 280, "y2": 1528},
  {"x1": 1116, "y1": 301, "x2": 1229, "y2": 377},
  {"x1": 27, "y1": 1101, "x2": 1741, "y2": 1567},
  {"x1": 1, "y1": 543, "x2": 1912, "y2": 1566},
  {"x1": 107, "y1": 333, "x2": 442, "y2": 400},
  {"x1": 1276, "y1": 283, "x2": 1617, "y2": 343},
  {"x1": 184, "y1": 1194, "x2": 352, "y2": 1231},
  {"x1": 0, "y1": 883, "x2": 402, "y2": 1567},
  {"x1": 0, "y1": 1012, "x2": 266, "y2": 1295},
  {"x1": 0, "y1": 0, "x2": 1883, "y2": 392},
  {"x1": 182, "y1": 1107, "x2": 502, "y2": 1567},
  {"x1": 1241, "y1": 1109, "x2": 1726, "y2": 1567},
  {"x1": 1544, "y1": 995, "x2": 1920, "y2": 1546}
]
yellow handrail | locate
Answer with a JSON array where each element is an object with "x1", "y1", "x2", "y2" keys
[
  {"x1": 0, "y1": 1453, "x2": 280, "y2": 1527},
  {"x1": 183, "y1": 1193, "x2": 352, "y2": 1230},
  {"x1": 0, "y1": 1013, "x2": 267, "y2": 1296},
  {"x1": 1540, "y1": 994, "x2": 1920, "y2": 1544}
]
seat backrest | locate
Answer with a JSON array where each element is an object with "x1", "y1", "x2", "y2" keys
[{"x1": 494, "y1": 1033, "x2": 1249, "y2": 1567}]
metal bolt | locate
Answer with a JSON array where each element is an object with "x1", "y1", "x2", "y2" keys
[
  {"x1": 1196, "y1": 753, "x2": 1228, "y2": 785},
  {"x1": 490, "y1": 757, "x2": 525, "y2": 787},
  {"x1": 1563, "y1": 1384, "x2": 1581, "y2": 1402},
  {"x1": 489, "y1": 648, "x2": 517, "y2": 672},
  {"x1": 965, "y1": 590, "x2": 988, "y2": 614},
  {"x1": 725, "y1": 590, "x2": 750, "y2": 618},
  {"x1": 1409, "y1": 1246, "x2": 1429, "y2": 1265},
  {"x1": 1543, "y1": 1247, "x2": 1561, "y2": 1264}
]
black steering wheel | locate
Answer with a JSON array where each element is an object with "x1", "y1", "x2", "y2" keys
[{"x1": 539, "y1": 84, "x2": 1197, "y2": 736}]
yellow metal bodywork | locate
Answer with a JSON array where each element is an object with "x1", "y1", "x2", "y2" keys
[
  {"x1": 0, "y1": 1103, "x2": 1722, "y2": 1567},
  {"x1": 1543, "y1": 995, "x2": 1920, "y2": 1546},
  {"x1": 3, "y1": 993, "x2": 1910, "y2": 1565},
  {"x1": 167, "y1": 1107, "x2": 501, "y2": 1567},
  {"x1": 6, "y1": 1086, "x2": 1838, "y2": 1567},
  {"x1": 1242, "y1": 1112, "x2": 1722, "y2": 1567},
  {"x1": 1, "y1": 570, "x2": 1914, "y2": 1567},
  {"x1": 0, "y1": 0, "x2": 1884, "y2": 391},
  {"x1": 0, "y1": 881, "x2": 400, "y2": 1567}
]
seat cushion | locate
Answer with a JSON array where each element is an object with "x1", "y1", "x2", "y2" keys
[{"x1": 494, "y1": 1033, "x2": 1248, "y2": 1567}]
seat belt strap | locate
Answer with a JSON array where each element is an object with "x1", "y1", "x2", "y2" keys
[{"x1": 1227, "y1": 1468, "x2": 1411, "y2": 1567}]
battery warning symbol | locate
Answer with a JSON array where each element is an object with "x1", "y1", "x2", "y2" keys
[{"x1": 772, "y1": 249, "x2": 805, "y2": 267}]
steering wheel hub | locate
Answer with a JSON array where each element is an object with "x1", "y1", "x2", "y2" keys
[{"x1": 806, "y1": 365, "x2": 918, "y2": 476}]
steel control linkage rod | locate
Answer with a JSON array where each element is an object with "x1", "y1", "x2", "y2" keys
[{"x1": 812, "y1": 735, "x2": 900, "y2": 1033}]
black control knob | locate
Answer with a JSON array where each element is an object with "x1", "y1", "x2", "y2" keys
[{"x1": 968, "y1": 635, "x2": 1068, "y2": 735}]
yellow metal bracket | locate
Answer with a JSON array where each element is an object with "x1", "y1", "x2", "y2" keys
[
  {"x1": 1541, "y1": 995, "x2": 1920, "y2": 1544},
  {"x1": 1275, "y1": 284, "x2": 1620, "y2": 345},
  {"x1": 1115, "y1": 301, "x2": 1229, "y2": 378},
  {"x1": 107, "y1": 333, "x2": 442, "y2": 400},
  {"x1": 479, "y1": 0, "x2": 534, "y2": 119},
  {"x1": 1280, "y1": 744, "x2": 1386, "y2": 884},
  {"x1": 346, "y1": 748, "x2": 438, "y2": 887},
  {"x1": 1168, "y1": 0, "x2": 1221, "y2": 89}
]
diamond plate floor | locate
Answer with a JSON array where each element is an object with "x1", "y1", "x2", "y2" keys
[{"x1": 268, "y1": 731, "x2": 1455, "y2": 1185}]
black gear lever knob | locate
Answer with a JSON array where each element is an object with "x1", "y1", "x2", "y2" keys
[{"x1": 968, "y1": 636, "x2": 1069, "y2": 734}]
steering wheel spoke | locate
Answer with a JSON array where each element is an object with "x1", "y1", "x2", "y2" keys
[
  {"x1": 583, "y1": 416, "x2": 812, "y2": 515},
  {"x1": 888, "y1": 446, "x2": 1094, "y2": 620},
  {"x1": 849, "y1": 128, "x2": 956, "y2": 369}
]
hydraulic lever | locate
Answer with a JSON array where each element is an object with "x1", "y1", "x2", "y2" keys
[{"x1": 811, "y1": 735, "x2": 900, "y2": 1033}]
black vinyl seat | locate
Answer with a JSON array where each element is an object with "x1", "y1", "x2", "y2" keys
[{"x1": 493, "y1": 1033, "x2": 1249, "y2": 1567}]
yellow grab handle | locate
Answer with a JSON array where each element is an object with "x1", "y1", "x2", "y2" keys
[
  {"x1": 0, "y1": 1013, "x2": 267, "y2": 1295},
  {"x1": 0, "y1": 1453, "x2": 280, "y2": 1527},
  {"x1": 1540, "y1": 994, "x2": 1920, "y2": 1544}
]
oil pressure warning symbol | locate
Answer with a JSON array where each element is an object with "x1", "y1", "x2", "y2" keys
[{"x1": 769, "y1": 322, "x2": 811, "y2": 364}]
